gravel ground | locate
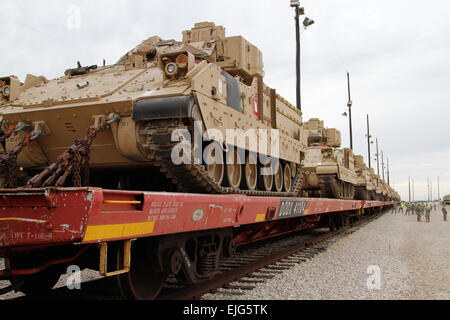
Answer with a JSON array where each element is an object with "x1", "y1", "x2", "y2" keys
[{"x1": 204, "y1": 203, "x2": 450, "y2": 300}]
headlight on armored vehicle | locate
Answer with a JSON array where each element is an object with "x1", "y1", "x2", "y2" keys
[
  {"x1": 176, "y1": 54, "x2": 188, "y2": 69},
  {"x1": 2, "y1": 85, "x2": 10, "y2": 97},
  {"x1": 165, "y1": 62, "x2": 178, "y2": 78},
  {"x1": 321, "y1": 148, "x2": 333, "y2": 157}
]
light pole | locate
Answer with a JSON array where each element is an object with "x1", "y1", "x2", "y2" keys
[
  {"x1": 290, "y1": 0, "x2": 314, "y2": 112},
  {"x1": 387, "y1": 158, "x2": 390, "y2": 185},
  {"x1": 366, "y1": 115, "x2": 372, "y2": 168},
  {"x1": 408, "y1": 176, "x2": 411, "y2": 202},
  {"x1": 438, "y1": 176, "x2": 440, "y2": 200},
  {"x1": 347, "y1": 72, "x2": 353, "y2": 150},
  {"x1": 375, "y1": 138, "x2": 380, "y2": 176}
]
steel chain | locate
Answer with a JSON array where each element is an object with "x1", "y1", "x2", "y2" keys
[
  {"x1": 26, "y1": 115, "x2": 119, "y2": 188},
  {"x1": 0, "y1": 134, "x2": 32, "y2": 188}
]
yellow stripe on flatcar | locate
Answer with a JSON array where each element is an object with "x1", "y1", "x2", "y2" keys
[
  {"x1": 103, "y1": 200, "x2": 142, "y2": 205},
  {"x1": 255, "y1": 213, "x2": 266, "y2": 222},
  {"x1": 83, "y1": 221, "x2": 155, "y2": 241}
]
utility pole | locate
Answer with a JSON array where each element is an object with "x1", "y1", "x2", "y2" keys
[
  {"x1": 387, "y1": 158, "x2": 390, "y2": 185},
  {"x1": 366, "y1": 115, "x2": 371, "y2": 168},
  {"x1": 381, "y1": 151, "x2": 385, "y2": 180},
  {"x1": 347, "y1": 72, "x2": 353, "y2": 150},
  {"x1": 438, "y1": 176, "x2": 440, "y2": 200},
  {"x1": 408, "y1": 176, "x2": 411, "y2": 202},
  {"x1": 412, "y1": 179, "x2": 415, "y2": 201},
  {"x1": 376, "y1": 138, "x2": 380, "y2": 176}
]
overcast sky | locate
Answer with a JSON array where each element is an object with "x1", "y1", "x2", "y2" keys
[{"x1": 1, "y1": 0, "x2": 449, "y2": 201}]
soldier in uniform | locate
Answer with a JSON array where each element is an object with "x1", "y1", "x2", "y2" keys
[
  {"x1": 399, "y1": 202, "x2": 404, "y2": 214},
  {"x1": 443, "y1": 205, "x2": 448, "y2": 222},
  {"x1": 425, "y1": 204, "x2": 431, "y2": 223},
  {"x1": 416, "y1": 204, "x2": 422, "y2": 222}
]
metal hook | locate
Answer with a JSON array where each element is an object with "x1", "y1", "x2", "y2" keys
[
  {"x1": 30, "y1": 130, "x2": 43, "y2": 141},
  {"x1": 106, "y1": 113, "x2": 121, "y2": 125},
  {"x1": 12, "y1": 123, "x2": 30, "y2": 133}
]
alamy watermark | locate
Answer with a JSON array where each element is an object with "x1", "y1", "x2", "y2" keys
[
  {"x1": 66, "y1": 5, "x2": 81, "y2": 30},
  {"x1": 66, "y1": 265, "x2": 81, "y2": 290},
  {"x1": 366, "y1": 265, "x2": 381, "y2": 290},
  {"x1": 170, "y1": 121, "x2": 281, "y2": 175}
]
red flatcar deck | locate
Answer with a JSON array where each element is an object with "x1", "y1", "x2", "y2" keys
[{"x1": 0, "y1": 187, "x2": 388, "y2": 252}]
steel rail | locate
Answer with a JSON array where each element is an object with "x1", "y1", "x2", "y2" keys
[{"x1": 158, "y1": 209, "x2": 385, "y2": 300}]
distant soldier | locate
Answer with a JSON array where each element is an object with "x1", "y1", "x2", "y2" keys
[
  {"x1": 399, "y1": 202, "x2": 404, "y2": 214},
  {"x1": 442, "y1": 205, "x2": 448, "y2": 222},
  {"x1": 407, "y1": 203, "x2": 412, "y2": 216},
  {"x1": 416, "y1": 205, "x2": 422, "y2": 222},
  {"x1": 425, "y1": 204, "x2": 431, "y2": 223},
  {"x1": 412, "y1": 203, "x2": 417, "y2": 216}
]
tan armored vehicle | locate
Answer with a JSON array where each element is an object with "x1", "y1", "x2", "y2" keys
[
  {"x1": 354, "y1": 155, "x2": 374, "y2": 200},
  {"x1": 372, "y1": 173, "x2": 384, "y2": 201},
  {"x1": 0, "y1": 22, "x2": 307, "y2": 195},
  {"x1": 301, "y1": 118, "x2": 357, "y2": 199},
  {"x1": 442, "y1": 195, "x2": 450, "y2": 205},
  {"x1": 387, "y1": 185, "x2": 399, "y2": 202},
  {"x1": 380, "y1": 180, "x2": 390, "y2": 202}
]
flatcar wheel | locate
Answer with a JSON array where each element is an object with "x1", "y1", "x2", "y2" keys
[
  {"x1": 224, "y1": 151, "x2": 242, "y2": 189},
  {"x1": 274, "y1": 162, "x2": 283, "y2": 192},
  {"x1": 283, "y1": 163, "x2": 292, "y2": 192},
  {"x1": 243, "y1": 154, "x2": 257, "y2": 190},
  {"x1": 117, "y1": 241, "x2": 165, "y2": 300}
]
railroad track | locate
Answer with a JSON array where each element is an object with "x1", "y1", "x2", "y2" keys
[
  {"x1": 158, "y1": 209, "x2": 386, "y2": 300},
  {"x1": 2, "y1": 209, "x2": 387, "y2": 301}
]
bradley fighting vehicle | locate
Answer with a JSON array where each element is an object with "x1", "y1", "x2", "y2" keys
[
  {"x1": 0, "y1": 22, "x2": 308, "y2": 195},
  {"x1": 442, "y1": 195, "x2": 450, "y2": 205},
  {"x1": 370, "y1": 171, "x2": 384, "y2": 201},
  {"x1": 301, "y1": 118, "x2": 357, "y2": 199},
  {"x1": 354, "y1": 155, "x2": 374, "y2": 200}
]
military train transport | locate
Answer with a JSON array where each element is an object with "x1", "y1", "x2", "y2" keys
[{"x1": 0, "y1": 21, "x2": 399, "y2": 300}]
